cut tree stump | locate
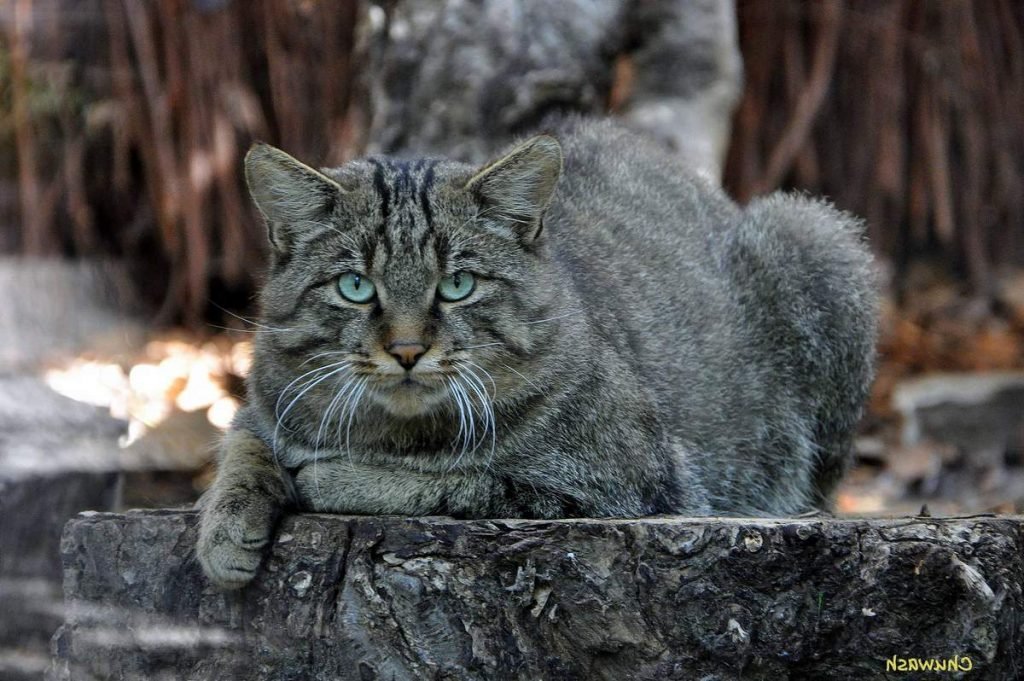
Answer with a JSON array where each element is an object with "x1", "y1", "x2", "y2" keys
[{"x1": 50, "y1": 510, "x2": 1024, "y2": 680}]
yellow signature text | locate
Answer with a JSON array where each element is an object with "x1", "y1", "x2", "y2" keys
[{"x1": 885, "y1": 655, "x2": 973, "y2": 673}]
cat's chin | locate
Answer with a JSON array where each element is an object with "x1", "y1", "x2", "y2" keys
[{"x1": 372, "y1": 382, "x2": 448, "y2": 419}]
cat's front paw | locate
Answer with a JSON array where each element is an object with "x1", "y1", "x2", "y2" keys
[{"x1": 196, "y1": 496, "x2": 277, "y2": 590}]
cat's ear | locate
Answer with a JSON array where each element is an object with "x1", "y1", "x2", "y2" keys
[
  {"x1": 465, "y1": 135, "x2": 562, "y2": 242},
  {"x1": 244, "y1": 142, "x2": 343, "y2": 251}
]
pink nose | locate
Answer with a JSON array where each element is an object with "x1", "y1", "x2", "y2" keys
[{"x1": 387, "y1": 342, "x2": 428, "y2": 370}]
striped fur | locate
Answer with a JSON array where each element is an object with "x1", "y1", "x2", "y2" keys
[{"x1": 197, "y1": 118, "x2": 878, "y2": 590}]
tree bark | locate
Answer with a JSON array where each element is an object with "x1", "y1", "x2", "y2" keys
[{"x1": 50, "y1": 510, "x2": 1024, "y2": 680}]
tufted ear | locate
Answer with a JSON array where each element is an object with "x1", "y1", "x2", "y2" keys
[
  {"x1": 465, "y1": 135, "x2": 563, "y2": 242},
  {"x1": 244, "y1": 142, "x2": 343, "y2": 252}
]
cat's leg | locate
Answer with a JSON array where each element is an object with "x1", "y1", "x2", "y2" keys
[
  {"x1": 294, "y1": 458, "x2": 621, "y2": 519},
  {"x1": 196, "y1": 428, "x2": 289, "y2": 589},
  {"x1": 294, "y1": 459, "x2": 499, "y2": 517}
]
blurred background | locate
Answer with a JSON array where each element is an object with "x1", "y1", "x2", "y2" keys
[{"x1": 0, "y1": 1, "x2": 1022, "y2": 676}]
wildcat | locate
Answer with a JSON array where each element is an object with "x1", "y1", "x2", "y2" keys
[{"x1": 197, "y1": 118, "x2": 877, "y2": 589}]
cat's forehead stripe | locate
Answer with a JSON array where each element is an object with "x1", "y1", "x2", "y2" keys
[
  {"x1": 367, "y1": 157, "x2": 443, "y2": 261},
  {"x1": 419, "y1": 162, "x2": 437, "y2": 230},
  {"x1": 368, "y1": 159, "x2": 393, "y2": 257}
]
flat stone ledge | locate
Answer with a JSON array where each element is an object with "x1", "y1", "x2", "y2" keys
[{"x1": 50, "y1": 511, "x2": 1024, "y2": 680}]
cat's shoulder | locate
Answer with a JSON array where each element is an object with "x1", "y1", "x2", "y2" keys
[
  {"x1": 543, "y1": 116, "x2": 661, "y2": 159},
  {"x1": 543, "y1": 116, "x2": 716, "y2": 186}
]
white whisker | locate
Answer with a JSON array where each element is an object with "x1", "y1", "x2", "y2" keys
[
  {"x1": 310, "y1": 219, "x2": 363, "y2": 253},
  {"x1": 206, "y1": 323, "x2": 319, "y2": 335},
  {"x1": 299, "y1": 350, "x2": 358, "y2": 367},
  {"x1": 208, "y1": 302, "x2": 291, "y2": 331},
  {"x1": 462, "y1": 361, "x2": 497, "y2": 398},
  {"x1": 312, "y1": 375, "x2": 362, "y2": 506},
  {"x1": 524, "y1": 309, "x2": 583, "y2": 325},
  {"x1": 274, "y1": 360, "x2": 352, "y2": 426},
  {"x1": 455, "y1": 368, "x2": 487, "y2": 455},
  {"x1": 500, "y1": 362, "x2": 546, "y2": 395},
  {"x1": 272, "y1": 362, "x2": 352, "y2": 457},
  {"x1": 453, "y1": 378, "x2": 476, "y2": 467},
  {"x1": 457, "y1": 364, "x2": 497, "y2": 464},
  {"x1": 457, "y1": 341, "x2": 504, "y2": 351},
  {"x1": 444, "y1": 377, "x2": 470, "y2": 469},
  {"x1": 205, "y1": 324, "x2": 270, "y2": 334},
  {"x1": 454, "y1": 378, "x2": 474, "y2": 462},
  {"x1": 343, "y1": 377, "x2": 370, "y2": 460}
]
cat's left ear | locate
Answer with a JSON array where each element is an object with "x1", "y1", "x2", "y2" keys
[
  {"x1": 244, "y1": 142, "x2": 343, "y2": 252},
  {"x1": 465, "y1": 135, "x2": 563, "y2": 242}
]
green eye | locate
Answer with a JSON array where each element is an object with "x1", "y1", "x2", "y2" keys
[
  {"x1": 337, "y1": 272, "x2": 376, "y2": 303},
  {"x1": 437, "y1": 271, "x2": 476, "y2": 302}
]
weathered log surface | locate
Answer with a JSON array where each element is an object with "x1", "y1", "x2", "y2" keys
[{"x1": 51, "y1": 510, "x2": 1024, "y2": 680}]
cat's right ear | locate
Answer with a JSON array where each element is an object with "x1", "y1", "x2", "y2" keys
[
  {"x1": 244, "y1": 142, "x2": 343, "y2": 252},
  {"x1": 465, "y1": 135, "x2": 563, "y2": 243}
]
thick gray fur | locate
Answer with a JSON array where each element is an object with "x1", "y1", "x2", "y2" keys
[{"x1": 197, "y1": 118, "x2": 878, "y2": 589}]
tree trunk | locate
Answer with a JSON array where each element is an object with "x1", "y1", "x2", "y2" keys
[{"x1": 50, "y1": 510, "x2": 1023, "y2": 680}]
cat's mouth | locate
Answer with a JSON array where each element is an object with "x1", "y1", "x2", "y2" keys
[
  {"x1": 378, "y1": 372, "x2": 443, "y2": 389},
  {"x1": 372, "y1": 372, "x2": 450, "y2": 417}
]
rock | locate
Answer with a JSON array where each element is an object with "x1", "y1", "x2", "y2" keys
[
  {"x1": 0, "y1": 257, "x2": 143, "y2": 372},
  {"x1": 893, "y1": 372, "x2": 1024, "y2": 454},
  {"x1": 360, "y1": 0, "x2": 742, "y2": 179},
  {"x1": 0, "y1": 376, "x2": 125, "y2": 680},
  {"x1": 119, "y1": 409, "x2": 217, "y2": 509},
  {"x1": 886, "y1": 373, "x2": 1024, "y2": 512},
  {"x1": 0, "y1": 376, "x2": 125, "y2": 581},
  {"x1": 51, "y1": 511, "x2": 1024, "y2": 680},
  {"x1": 0, "y1": 648, "x2": 53, "y2": 681}
]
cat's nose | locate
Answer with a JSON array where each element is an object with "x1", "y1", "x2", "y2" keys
[{"x1": 387, "y1": 341, "x2": 428, "y2": 370}]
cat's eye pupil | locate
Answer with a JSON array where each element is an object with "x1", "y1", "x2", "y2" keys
[
  {"x1": 338, "y1": 272, "x2": 375, "y2": 303},
  {"x1": 438, "y1": 271, "x2": 475, "y2": 302}
]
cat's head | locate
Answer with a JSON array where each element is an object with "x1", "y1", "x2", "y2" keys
[{"x1": 244, "y1": 136, "x2": 565, "y2": 430}]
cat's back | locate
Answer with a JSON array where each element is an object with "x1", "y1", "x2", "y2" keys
[
  {"x1": 542, "y1": 118, "x2": 744, "y2": 366},
  {"x1": 540, "y1": 118, "x2": 877, "y2": 513},
  {"x1": 550, "y1": 118, "x2": 739, "y2": 250}
]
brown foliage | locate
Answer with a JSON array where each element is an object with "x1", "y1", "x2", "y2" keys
[
  {"x1": 725, "y1": 0, "x2": 1024, "y2": 298},
  {"x1": 2, "y1": 0, "x2": 360, "y2": 323}
]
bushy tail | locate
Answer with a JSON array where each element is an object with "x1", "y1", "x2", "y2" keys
[{"x1": 725, "y1": 193, "x2": 879, "y2": 507}]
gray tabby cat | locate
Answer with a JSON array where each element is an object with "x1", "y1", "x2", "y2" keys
[{"x1": 197, "y1": 118, "x2": 877, "y2": 589}]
